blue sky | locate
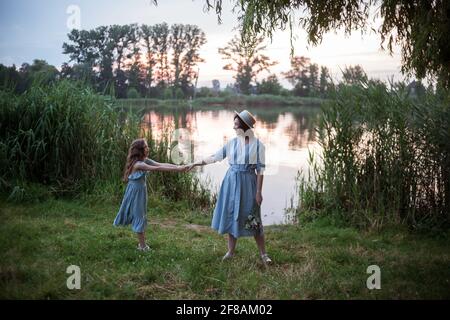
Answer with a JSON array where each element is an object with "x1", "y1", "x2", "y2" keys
[{"x1": 0, "y1": 0, "x2": 405, "y2": 87}]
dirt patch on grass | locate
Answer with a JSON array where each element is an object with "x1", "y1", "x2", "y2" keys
[{"x1": 184, "y1": 224, "x2": 213, "y2": 233}]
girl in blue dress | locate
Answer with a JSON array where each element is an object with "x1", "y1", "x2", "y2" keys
[
  {"x1": 189, "y1": 110, "x2": 272, "y2": 264},
  {"x1": 113, "y1": 138, "x2": 188, "y2": 251}
]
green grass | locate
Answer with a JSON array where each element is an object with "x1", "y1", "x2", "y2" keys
[{"x1": 1, "y1": 197, "x2": 449, "y2": 299}]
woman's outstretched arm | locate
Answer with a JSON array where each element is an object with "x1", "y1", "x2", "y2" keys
[
  {"x1": 191, "y1": 156, "x2": 214, "y2": 166},
  {"x1": 187, "y1": 144, "x2": 228, "y2": 170}
]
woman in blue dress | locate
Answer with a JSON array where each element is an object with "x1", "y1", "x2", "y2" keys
[
  {"x1": 113, "y1": 138, "x2": 188, "y2": 251},
  {"x1": 189, "y1": 110, "x2": 272, "y2": 264}
]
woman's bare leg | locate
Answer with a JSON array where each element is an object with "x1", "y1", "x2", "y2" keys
[{"x1": 254, "y1": 233, "x2": 266, "y2": 256}]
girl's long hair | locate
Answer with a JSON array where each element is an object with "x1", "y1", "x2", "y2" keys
[{"x1": 123, "y1": 138, "x2": 147, "y2": 182}]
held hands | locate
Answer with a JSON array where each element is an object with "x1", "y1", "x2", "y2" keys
[
  {"x1": 186, "y1": 163, "x2": 196, "y2": 171},
  {"x1": 175, "y1": 161, "x2": 203, "y2": 173},
  {"x1": 179, "y1": 163, "x2": 196, "y2": 172},
  {"x1": 177, "y1": 164, "x2": 196, "y2": 172},
  {"x1": 176, "y1": 165, "x2": 189, "y2": 172}
]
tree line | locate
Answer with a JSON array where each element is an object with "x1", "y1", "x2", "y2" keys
[
  {"x1": 61, "y1": 23, "x2": 206, "y2": 98},
  {"x1": 0, "y1": 24, "x2": 434, "y2": 100},
  {"x1": 213, "y1": 34, "x2": 367, "y2": 98},
  {"x1": 0, "y1": 23, "x2": 208, "y2": 99}
]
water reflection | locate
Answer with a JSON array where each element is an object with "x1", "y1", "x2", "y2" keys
[{"x1": 140, "y1": 105, "x2": 321, "y2": 225}]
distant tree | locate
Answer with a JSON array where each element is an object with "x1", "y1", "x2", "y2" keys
[
  {"x1": 219, "y1": 34, "x2": 277, "y2": 94},
  {"x1": 342, "y1": 65, "x2": 368, "y2": 85},
  {"x1": 283, "y1": 56, "x2": 311, "y2": 96},
  {"x1": 309, "y1": 63, "x2": 320, "y2": 96},
  {"x1": 279, "y1": 88, "x2": 292, "y2": 97},
  {"x1": 109, "y1": 24, "x2": 136, "y2": 72},
  {"x1": 109, "y1": 24, "x2": 136, "y2": 98},
  {"x1": 93, "y1": 26, "x2": 115, "y2": 93},
  {"x1": 163, "y1": 86, "x2": 173, "y2": 99},
  {"x1": 174, "y1": 87, "x2": 185, "y2": 99},
  {"x1": 60, "y1": 62, "x2": 96, "y2": 86},
  {"x1": 224, "y1": 83, "x2": 237, "y2": 95},
  {"x1": 168, "y1": 24, "x2": 206, "y2": 98},
  {"x1": 406, "y1": 80, "x2": 426, "y2": 99},
  {"x1": 0, "y1": 64, "x2": 21, "y2": 92},
  {"x1": 126, "y1": 25, "x2": 146, "y2": 95},
  {"x1": 152, "y1": 23, "x2": 171, "y2": 87},
  {"x1": 141, "y1": 24, "x2": 158, "y2": 95},
  {"x1": 127, "y1": 87, "x2": 140, "y2": 99},
  {"x1": 257, "y1": 74, "x2": 282, "y2": 95},
  {"x1": 170, "y1": 24, "x2": 187, "y2": 91},
  {"x1": 142, "y1": 23, "x2": 188, "y2": 96},
  {"x1": 179, "y1": 25, "x2": 206, "y2": 97},
  {"x1": 63, "y1": 29, "x2": 98, "y2": 67},
  {"x1": 319, "y1": 66, "x2": 331, "y2": 97},
  {"x1": 19, "y1": 59, "x2": 59, "y2": 86},
  {"x1": 212, "y1": 79, "x2": 220, "y2": 93},
  {"x1": 63, "y1": 28, "x2": 106, "y2": 89},
  {"x1": 197, "y1": 86, "x2": 213, "y2": 98},
  {"x1": 113, "y1": 70, "x2": 127, "y2": 98}
]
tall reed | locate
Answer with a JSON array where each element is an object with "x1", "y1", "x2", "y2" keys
[
  {"x1": 0, "y1": 80, "x2": 212, "y2": 210},
  {"x1": 0, "y1": 80, "x2": 129, "y2": 195},
  {"x1": 298, "y1": 82, "x2": 450, "y2": 229}
]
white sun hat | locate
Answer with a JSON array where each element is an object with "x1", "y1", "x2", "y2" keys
[{"x1": 234, "y1": 110, "x2": 256, "y2": 128}]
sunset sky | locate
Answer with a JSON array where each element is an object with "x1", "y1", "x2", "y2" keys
[{"x1": 0, "y1": 0, "x2": 406, "y2": 88}]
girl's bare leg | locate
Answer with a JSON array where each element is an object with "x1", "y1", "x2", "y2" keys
[
  {"x1": 228, "y1": 234, "x2": 237, "y2": 254},
  {"x1": 137, "y1": 232, "x2": 146, "y2": 248}
]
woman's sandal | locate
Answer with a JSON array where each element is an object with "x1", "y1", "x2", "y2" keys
[{"x1": 261, "y1": 253, "x2": 272, "y2": 265}]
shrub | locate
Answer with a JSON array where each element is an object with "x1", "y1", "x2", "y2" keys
[{"x1": 127, "y1": 87, "x2": 140, "y2": 99}]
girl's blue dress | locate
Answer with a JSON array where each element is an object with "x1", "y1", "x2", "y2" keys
[
  {"x1": 113, "y1": 161, "x2": 149, "y2": 233},
  {"x1": 210, "y1": 134, "x2": 266, "y2": 238}
]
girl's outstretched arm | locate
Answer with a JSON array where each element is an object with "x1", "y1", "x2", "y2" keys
[
  {"x1": 145, "y1": 158, "x2": 179, "y2": 169},
  {"x1": 135, "y1": 162, "x2": 187, "y2": 173}
]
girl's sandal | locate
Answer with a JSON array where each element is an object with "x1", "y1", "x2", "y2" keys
[
  {"x1": 222, "y1": 251, "x2": 235, "y2": 261},
  {"x1": 137, "y1": 244, "x2": 151, "y2": 252}
]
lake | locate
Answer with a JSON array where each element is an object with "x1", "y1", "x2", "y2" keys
[{"x1": 140, "y1": 105, "x2": 322, "y2": 225}]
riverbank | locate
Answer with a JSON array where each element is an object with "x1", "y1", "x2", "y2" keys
[
  {"x1": 118, "y1": 94, "x2": 326, "y2": 109},
  {"x1": 1, "y1": 197, "x2": 449, "y2": 299}
]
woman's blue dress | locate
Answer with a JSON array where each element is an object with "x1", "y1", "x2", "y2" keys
[
  {"x1": 210, "y1": 134, "x2": 266, "y2": 238},
  {"x1": 113, "y1": 162, "x2": 149, "y2": 233}
]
